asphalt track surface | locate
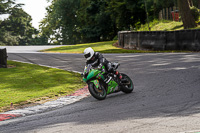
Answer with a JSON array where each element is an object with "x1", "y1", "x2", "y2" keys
[{"x1": 0, "y1": 48, "x2": 200, "y2": 133}]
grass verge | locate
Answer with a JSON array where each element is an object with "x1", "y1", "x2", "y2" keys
[
  {"x1": 0, "y1": 61, "x2": 86, "y2": 112},
  {"x1": 41, "y1": 41, "x2": 190, "y2": 54},
  {"x1": 138, "y1": 20, "x2": 200, "y2": 31}
]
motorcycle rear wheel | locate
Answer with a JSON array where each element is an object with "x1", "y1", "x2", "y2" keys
[
  {"x1": 88, "y1": 82, "x2": 107, "y2": 100},
  {"x1": 120, "y1": 73, "x2": 134, "y2": 93}
]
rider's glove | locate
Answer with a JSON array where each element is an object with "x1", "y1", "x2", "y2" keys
[{"x1": 98, "y1": 63, "x2": 103, "y2": 69}]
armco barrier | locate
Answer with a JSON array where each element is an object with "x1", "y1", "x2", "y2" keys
[{"x1": 118, "y1": 29, "x2": 200, "y2": 51}]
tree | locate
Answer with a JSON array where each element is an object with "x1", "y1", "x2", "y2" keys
[
  {"x1": 105, "y1": 0, "x2": 144, "y2": 30},
  {"x1": 192, "y1": 0, "x2": 200, "y2": 8},
  {"x1": 41, "y1": 0, "x2": 118, "y2": 44},
  {"x1": 0, "y1": 0, "x2": 15, "y2": 15},
  {"x1": 0, "y1": 0, "x2": 18, "y2": 45},
  {"x1": 1, "y1": 31, "x2": 19, "y2": 46},
  {"x1": 0, "y1": 0, "x2": 37, "y2": 46},
  {"x1": 42, "y1": 0, "x2": 198, "y2": 44},
  {"x1": 79, "y1": 0, "x2": 117, "y2": 42},
  {"x1": 199, "y1": 0, "x2": 200, "y2": 8},
  {"x1": 188, "y1": 0, "x2": 193, "y2": 7},
  {"x1": 40, "y1": 0, "x2": 81, "y2": 45},
  {"x1": 0, "y1": 2, "x2": 37, "y2": 46},
  {"x1": 3, "y1": 8, "x2": 36, "y2": 45},
  {"x1": 178, "y1": 0, "x2": 197, "y2": 29}
]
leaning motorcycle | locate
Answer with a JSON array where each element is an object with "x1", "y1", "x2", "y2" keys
[{"x1": 82, "y1": 62, "x2": 134, "y2": 100}]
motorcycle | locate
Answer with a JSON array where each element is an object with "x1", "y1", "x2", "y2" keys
[{"x1": 82, "y1": 62, "x2": 134, "y2": 100}]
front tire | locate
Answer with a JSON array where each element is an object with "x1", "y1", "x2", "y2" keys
[
  {"x1": 120, "y1": 73, "x2": 134, "y2": 93},
  {"x1": 88, "y1": 82, "x2": 107, "y2": 100}
]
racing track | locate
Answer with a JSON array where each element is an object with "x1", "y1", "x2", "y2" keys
[{"x1": 0, "y1": 52, "x2": 200, "y2": 133}]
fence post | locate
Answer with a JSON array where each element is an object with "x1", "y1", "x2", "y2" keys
[
  {"x1": 166, "y1": 8, "x2": 169, "y2": 20},
  {"x1": 163, "y1": 8, "x2": 165, "y2": 20},
  {"x1": 0, "y1": 48, "x2": 8, "y2": 68},
  {"x1": 159, "y1": 11, "x2": 162, "y2": 20}
]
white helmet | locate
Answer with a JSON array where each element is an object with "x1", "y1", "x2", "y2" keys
[{"x1": 84, "y1": 47, "x2": 94, "y2": 61}]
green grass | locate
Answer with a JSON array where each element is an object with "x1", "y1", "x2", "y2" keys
[
  {"x1": 0, "y1": 61, "x2": 86, "y2": 112},
  {"x1": 42, "y1": 41, "x2": 123, "y2": 53},
  {"x1": 41, "y1": 41, "x2": 153, "y2": 53},
  {"x1": 138, "y1": 20, "x2": 200, "y2": 31},
  {"x1": 42, "y1": 41, "x2": 190, "y2": 54}
]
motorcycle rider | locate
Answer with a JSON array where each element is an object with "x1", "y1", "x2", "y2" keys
[{"x1": 83, "y1": 47, "x2": 122, "y2": 82}]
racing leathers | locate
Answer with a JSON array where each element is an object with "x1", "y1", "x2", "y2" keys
[{"x1": 86, "y1": 52, "x2": 114, "y2": 74}]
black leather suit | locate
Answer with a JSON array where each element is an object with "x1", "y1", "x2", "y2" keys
[{"x1": 86, "y1": 52, "x2": 113, "y2": 73}]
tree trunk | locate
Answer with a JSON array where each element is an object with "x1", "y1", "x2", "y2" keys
[
  {"x1": 198, "y1": 0, "x2": 200, "y2": 9},
  {"x1": 178, "y1": 0, "x2": 196, "y2": 29},
  {"x1": 187, "y1": 0, "x2": 193, "y2": 7}
]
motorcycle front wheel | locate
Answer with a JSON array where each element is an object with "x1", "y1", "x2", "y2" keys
[
  {"x1": 120, "y1": 73, "x2": 134, "y2": 93},
  {"x1": 88, "y1": 82, "x2": 107, "y2": 100}
]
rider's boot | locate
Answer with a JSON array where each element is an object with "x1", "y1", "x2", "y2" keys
[
  {"x1": 115, "y1": 71, "x2": 129, "y2": 84},
  {"x1": 115, "y1": 70, "x2": 122, "y2": 80}
]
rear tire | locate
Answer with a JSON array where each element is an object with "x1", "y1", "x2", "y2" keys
[
  {"x1": 88, "y1": 82, "x2": 107, "y2": 100},
  {"x1": 120, "y1": 73, "x2": 134, "y2": 93}
]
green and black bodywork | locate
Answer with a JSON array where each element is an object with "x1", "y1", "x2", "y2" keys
[{"x1": 82, "y1": 63, "x2": 134, "y2": 100}]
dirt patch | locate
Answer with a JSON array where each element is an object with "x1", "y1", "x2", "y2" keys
[{"x1": 7, "y1": 65, "x2": 16, "y2": 68}]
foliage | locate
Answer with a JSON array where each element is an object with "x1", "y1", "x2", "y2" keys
[
  {"x1": 1, "y1": 0, "x2": 199, "y2": 45},
  {"x1": 0, "y1": 0, "x2": 16, "y2": 45},
  {"x1": 29, "y1": 34, "x2": 49, "y2": 45},
  {"x1": 190, "y1": 6, "x2": 200, "y2": 21},
  {"x1": 0, "y1": 1, "x2": 46, "y2": 45},
  {"x1": 2, "y1": 8, "x2": 36, "y2": 45},
  {"x1": 146, "y1": 0, "x2": 176, "y2": 21},
  {"x1": 1, "y1": 31, "x2": 19, "y2": 46},
  {"x1": 41, "y1": 0, "x2": 198, "y2": 44},
  {"x1": 40, "y1": 0, "x2": 148, "y2": 44},
  {"x1": 40, "y1": 0, "x2": 81, "y2": 45},
  {"x1": 80, "y1": 0, "x2": 117, "y2": 42},
  {"x1": 0, "y1": 0, "x2": 16, "y2": 15}
]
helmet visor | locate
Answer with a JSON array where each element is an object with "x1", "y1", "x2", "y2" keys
[{"x1": 84, "y1": 53, "x2": 91, "y2": 59}]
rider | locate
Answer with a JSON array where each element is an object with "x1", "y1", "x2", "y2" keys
[{"x1": 83, "y1": 47, "x2": 122, "y2": 82}]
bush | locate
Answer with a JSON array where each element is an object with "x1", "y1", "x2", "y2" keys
[
  {"x1": 0, "y1": 32, "x2": 19, "y2": 46},
  {"x1": 190, "y1": 6, "x2": 200, "y2": 21},
  {"x1": 3, "y1": 32, "x2": 19, "y2": 46},
  {"x1": 113, "y1": 35, "x2": 118, "y2": 41}
]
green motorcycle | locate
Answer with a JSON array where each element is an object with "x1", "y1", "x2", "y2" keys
[{"x1": 82, "y1": 63, "x2": 134, "y2": 100}]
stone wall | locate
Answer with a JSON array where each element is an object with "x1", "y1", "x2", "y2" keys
[{"x1": 118, "y1": 29, "x2": 200, "y2": 51}]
